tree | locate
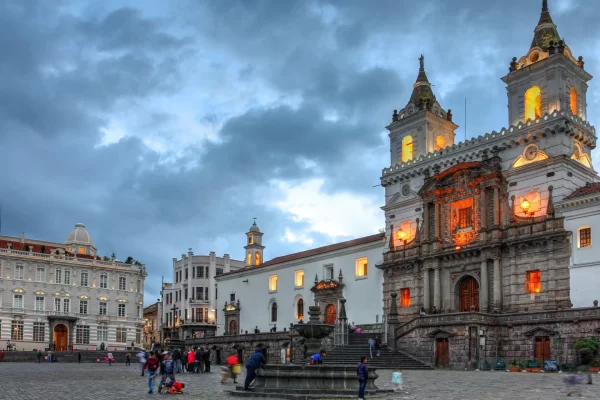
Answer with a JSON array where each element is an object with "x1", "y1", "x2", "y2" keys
[
  {"x1": 102, "y1": 256, "x2": 110, "y2": 261},
  {"x1": 24, "y1": 244, "x2": 30, "y2": 252}
]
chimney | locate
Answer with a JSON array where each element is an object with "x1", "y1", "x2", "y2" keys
[{"x1": 20, "y1": 233, "x2": 25, "y2": 244}]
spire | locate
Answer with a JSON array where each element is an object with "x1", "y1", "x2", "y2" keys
[
  {"x1": 409, "y1": 55, "x2": 436, "y2": 105},
  {"x1": 415, "y1": 54, "x2": 429, "y2": 83},
  {"x1": 530, "y1": 0, "x2": 560, "y2": 51}
]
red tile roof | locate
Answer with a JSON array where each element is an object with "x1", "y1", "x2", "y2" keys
[
  {"x1": 0, "y1": 240, "x2": 102, "y2": 260},
  {"x1": 219, "y1": 233, "x2": 385, "y2": 277},
  {"x1": 563, "y1": 182, "x2": 600, "y2": 200}
]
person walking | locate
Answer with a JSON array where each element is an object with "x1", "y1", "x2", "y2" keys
[
  {"x1": 145, "y1": 352, "x2": 160, "y2": 394},
  {"x1": 368, "y1": 337, "x2": 375, "y2": 359},
  {"x1": 580, "y1": 348, "x2": 593, "y2": 385},
  {"x1": 37, "y1": 350, "x2": 42, "y2": 363},
  {"x1": 136, "y1": 350, "x2": 147, "y2": 376},
  {"x1": 78, "y1": 352, "x2": 82, "y2": 364},
  {"x1": 244, "y1": 347, "x2": 266, "y2": 391},
  {"x1": 107, "y1": 351, "x2": 114, "y2": 366},
  {"x1": 194, "y1": 347, "x2": 202, "y2": 373},
  {"x1": 357, "y1": 356, "x2": 369, "y2": 400},
  {"x1": 375, "y1": 336, "x2": 381, "y2": 357},
  {"x1": 126, "y1": 352, "x2": 131, "y2": 366}
]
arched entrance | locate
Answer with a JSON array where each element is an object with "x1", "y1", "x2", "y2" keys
[
  {"x1": 53, "y1": 324, "x2": 68, "y2": 351},
  {"x1": 325, "y1": 304, "x2": 337, "y2": 324},
  {"x1": 459, "y1": 277, "x2": 479, "y2": 312},
  {"x1": 229, "y1": 319, "x2": 237, "y2": 336}
]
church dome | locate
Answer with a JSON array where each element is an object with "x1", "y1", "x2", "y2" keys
[
  {"x1": 66, "y1": 223, "x2": 94, "y2": 245},
  {"x1": 249, "y1": 220, "x2": 261, "y2": 232}
]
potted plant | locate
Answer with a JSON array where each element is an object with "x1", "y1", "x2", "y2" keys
[
  {"x1": 590, "y1": 360, "x2": 600, "y2": 373},
  {"x1": 529, "y1": 360, "x2": 541, "y2": 372},
  {"x1": 509, "y1": 359, "x2": 520, "y2": 372}
]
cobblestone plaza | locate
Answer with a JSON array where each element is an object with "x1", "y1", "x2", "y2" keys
[{"x1": 0, "y1": 363, "x2": 598, "y2": 399}]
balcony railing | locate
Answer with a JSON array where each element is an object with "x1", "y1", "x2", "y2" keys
[
  {"x1": 0, "y1": 247, "x2": 145, "y2": 269},
  {"x1": 189, "y1": 299, "x2": 209, "y2": 304}
]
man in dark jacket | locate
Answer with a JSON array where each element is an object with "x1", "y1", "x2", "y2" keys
[
  {"x1": 580, "y1": 348, "x2": 593, "y2": 384},
  {"x1": 172, "y1": 348, "x2": 181, "y2": 373},
  {"x1": 203, "y1": 348, "x2": 211, "y2": 372},
  {"x1": 244, "y1": 348, "x2": 266, "y2": 391},
  {"x1": 357, "y1": 356, "x2": 369, "y2": 400},
  {"x1": 195, "y1": 347, "x2": 203, "y2": 373}
]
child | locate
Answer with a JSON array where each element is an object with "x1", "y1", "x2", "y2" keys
[
  {"x1": 357, "y1": 356, "x2": 368, "y2": 400},
  {"x1": 166, "y1": 381, "x2": 185, "y2": 394},
  {"x1": 391, "y1": 368, "x2": 403, "y2": 392},
  {"x1": 309, "y1": 350, "x2": 326, "y2": 365}
]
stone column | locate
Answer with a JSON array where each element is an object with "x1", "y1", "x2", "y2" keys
[
  {"x1": 493, "y1": 257, "x2": 502, "y2": 311},
  {"x1": 423, "y1": 203, "x2": 430, "y2": 240},
  {"x1": 434, "y1": 201, "x2": 441, "y2": 239},
  {"x1": 509, "y1": 247, "x2": 517, "y2": 310},
  {"x1": 480, "y1": 259, "x2": 489, "y2": 312},
  {"x1": 480, "y1": 185, "x2": 487, "y2": 229},
  {"x1": 493, "y1": 186, "x2": 500, "y2": 226},
  {"x1": 434, "y1": 268, "x2": 441, "y2": 311},
  {"x1": 423, "y1": 269, "x2": 431, "y2": 312}
]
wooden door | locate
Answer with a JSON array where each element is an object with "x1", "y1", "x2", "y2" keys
[
  {"x1": 325, "y1": 304, "x2": 337, "y2": 325},
  {"x1": 53, "y1": 324, "x2": 68, "y2": 351},
  {"x1": 459, "y1": 277, "x2": 480, "y2": 312},
  {"x1": 436, "y1": 338, "x2": 449, "y2": 367},
  {"x1": 229, "y1": 319, "x2": 237, "y2": 335},
  {"x1": 535, "y1": 336, "x2": 551, "y2": 364}
]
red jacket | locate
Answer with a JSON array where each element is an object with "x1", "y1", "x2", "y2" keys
[
  {"x1": 226, "y1": 355, "x2": 238, "y2": 367},
  {"x1": 145, "y1": 357, "x2": 159, "y2": 372}
]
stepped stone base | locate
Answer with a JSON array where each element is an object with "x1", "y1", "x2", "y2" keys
[
  {"x1": 227, "y1": 364, "x2": 392, "y2": 399},
  {"x1": 0, "y1": 350, "x2": 135, "y2": 363}
]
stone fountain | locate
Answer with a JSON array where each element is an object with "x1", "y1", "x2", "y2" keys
[
  {"x1": 228, "y1": 303, "x2": 391, "y2": 399},
  {"x1": 293, "y1": 305, "x2": 335, "y2": 358}
]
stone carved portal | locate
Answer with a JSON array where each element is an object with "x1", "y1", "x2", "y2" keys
[
  {"x1": 325, "y1": 304, "x2": 337, "y2": 325},
  {"x1": 223, "y1": 301, "x2": 241, "y2": 335},
  {"x1": 311, "y1": 278, "x2": 344, "y2": 323},
  {"x1": 459, "y1": 277, "x2": 479, "y2": 312}
]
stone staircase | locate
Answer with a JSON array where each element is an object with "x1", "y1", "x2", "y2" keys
[{"x1": 323, "y1": 333, "x2": 432, "y2": 370}]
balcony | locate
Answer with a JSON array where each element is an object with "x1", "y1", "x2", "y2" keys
[
  {"x1": 97, "y1": 315, "x2": 110, "y2": 323},
  {"x1": 11, "y1": 307, "x2": 25, "y2": 314},
  {"x1": 189, "y1": 299, "x2": 209, "y2": 304},
  {"x1": 181, "y1": 319, "x2": 215, "y2": 326}
]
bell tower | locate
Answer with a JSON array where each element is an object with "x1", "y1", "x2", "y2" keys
[
  {"x1": 244, "y1": 218, "x2": 265, "y2": 267},
  {"x1": 501, "y1": 0, "x2": 592, "y2": 127},
  {"x1": 388, "y1": 55, "x2": 458, "y2": 166}
]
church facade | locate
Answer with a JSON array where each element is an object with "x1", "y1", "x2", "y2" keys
[{"x1": 380, "y1": 0, "x2": 600, "y2": 369}]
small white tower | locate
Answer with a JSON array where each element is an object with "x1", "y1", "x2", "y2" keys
[{"x1": 244, "y1": 218, "x2": 265, "y2": 267}]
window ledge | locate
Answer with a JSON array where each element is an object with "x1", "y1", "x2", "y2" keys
[
  {"x1": 269, "y1": 290, "x2": 278, "y2": 294},
  {"x1": 294, "y1": 286, "x2": 304, "y2": 290},
  {"x1": 355, "y1": 276, "x2": 368, "y2": 281}
]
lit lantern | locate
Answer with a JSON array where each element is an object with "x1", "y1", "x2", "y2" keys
[{"x1": 520, "y1": 198, "x2": 535, "y2": 217}]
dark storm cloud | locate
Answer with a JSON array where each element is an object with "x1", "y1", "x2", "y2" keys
[{"x1": 1, "y1": 0, "x2": 599, "y2": 303}]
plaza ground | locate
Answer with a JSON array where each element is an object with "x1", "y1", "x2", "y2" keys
[{"x1": 0, "y1": 363, "x2": 598, "y2": 399}]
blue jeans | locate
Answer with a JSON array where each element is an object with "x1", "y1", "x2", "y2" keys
[
  {"x1": 244, "y1": 366, "x2": 256, "y2": 390},
  {"x1": 358, "y1": 378, "x2": 367, "y2": 398},
  {"x1": 147, "y1": 370, "x2": 157, "y2": 392},
  {"x1": 159, "y1": 374, "x2": 175, "y2": 392},
  {"x1": 174, "y1": 360, "x2": 182, "y2": 373}
]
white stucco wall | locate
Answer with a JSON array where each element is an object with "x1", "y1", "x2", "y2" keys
[
  {"x1": 559, "y1": 198, "x2": 600, "y2": 308},
  {"x1": 215, "y1": 239, "x2": 384, "y2": 335}
]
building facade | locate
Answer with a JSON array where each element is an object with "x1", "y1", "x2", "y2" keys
[
  {"x1": 161, "y1": 250, "x2": 244, "y2": 341},
  {"x1": 143, "y1": 302, "x2": 160, "y2": 349},
  {"x1": 378, "y1": 1, "x2": 600, "y2": 368},
  {"x1": 215, "y1": 221, "x2": 385, "y2": 336},
  {"x1": 0, "y1": 224, "x2": 146, "y2": 351}
]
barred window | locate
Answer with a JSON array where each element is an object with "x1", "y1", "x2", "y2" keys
[
  {"x1": 579, "y1": 228, "x2": 592, "y2": 248},
  {"x1": 33, "y1": 322, "x2": 45, "y2": 342},
  {"x1": 458, "y1": 207, "x2": 473, "y2": 229},
  {"x1": 75, "y1": 325, "x2": 90, "y2": 344}
]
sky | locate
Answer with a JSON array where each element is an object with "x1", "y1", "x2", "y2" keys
[{"x1": 1, "y1": 0, "x2": 598, "y2": 305}]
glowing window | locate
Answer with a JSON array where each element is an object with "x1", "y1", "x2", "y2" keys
[
  {"x1": 255, "y1": 252, "x2": 261, "y2": 266},
  {"x1": 578, "y1": 227, "x2": 591, "y2": 248},
  {"x1": 570, "y1": 87, "x2": 578, "y2": 115},
  {"x1": 524, "y1": 86, "x2": 542, "y2": 121},
  {"x1": 297, "y1": 298, "x2": 304, "y2": 320},
  {"x1": 400, "y1": 288, "x2": 411, "y2": 307},
  {"x1": 402, "y1": 136, "x2": 413, "y2": 162},
  {"x1": 435, "y1": 136, "x2": 446, "y2": 151},
  {"x1": 295, "y1": 270, "x2": 305, "y2": 288},
  {"x1": 269, "y1": 275, "x2": 278, "y2": 292},
  {"x1": 355, "y1": 257, "x2": 368, "y2": 278},
  {"x1": 458, "y1": 207, "x2": 473, "y2": 229},
  {"x1": 79, "y1": 247, "x2": 85, "y2": 254},
  {"x1": 247, "y1": 252, "x2": 251, "y2": 266},
  {"x1": 526, "y1": 270, "x2": 541, "y2": 293}
]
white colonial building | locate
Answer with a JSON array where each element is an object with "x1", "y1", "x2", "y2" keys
[
  {"x1": 161, "y1": 249, "x2": 245, "y2": 340},
  {"x1": 215, "y1": 220, "x2": 385, "y2": 336},
  {"x1": 0, "y1": 223, "x2": 146, "y2": 351},
  {"x1": 556, "y1": 183, "x2": 600, "y2": 308}
]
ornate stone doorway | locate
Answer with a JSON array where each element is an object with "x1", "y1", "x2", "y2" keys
[
  {"x1": 54, "y1": 324, "x2": 68, "y2": 351},
  {"x1": 325, "y1": 304, "x2": 337, "y2": 325},
  {"x1": 229, "y1": 319, "x2": 238, "y2": 336},
  {"x1": 459, "y1": 277, "x2": 480, "y2": 312}
]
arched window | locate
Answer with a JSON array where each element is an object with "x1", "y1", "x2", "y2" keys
[
  {"x1": 435, "y1": 135, "x2": 446, "y2": 151},
  {"x1": 229, "y1": 319, "x2": 237, "y2": 336},
  {"x1": 271, "y1": 302, "x2": 278, "y2": 323},
  {"x1": 402, "y1": 136, "x2": 413, "y2": 162},
  {"x1": 524, "y1": 86, "x2": 542, "y2": 121},
  {"x1": 325, "y1": 304, "x2": 336, "y2": 324},
  {"x1": 255, "y1": 252, "x2": 261, "y2": 266},
  {"x1": 297, "y1": 298, "x2": 304, "y2": 320},
  {"x1": 570, "y1": 87, "x2": 578, "y2": 116},
  {"x1": 247, "y1": 252, "x2": 251, "y2": 266}
]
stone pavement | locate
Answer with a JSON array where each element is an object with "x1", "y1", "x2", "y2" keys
[{"x1": 0, "y1": 363, "x2": 599, "y2": 399}]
